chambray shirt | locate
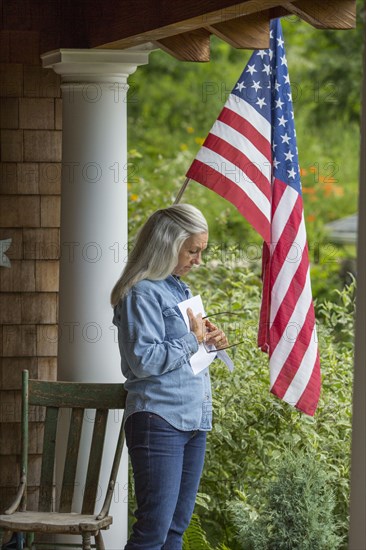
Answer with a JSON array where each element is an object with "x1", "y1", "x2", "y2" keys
[{"x1": 112, "y1": 275, "x2": 212, "y2": 431}]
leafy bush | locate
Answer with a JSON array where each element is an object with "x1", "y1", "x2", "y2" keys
[
  {"x1": 228, "y1": 450, "x2": 343, "y2": 549},
  {"x1": 185, "y1": 256, "x2": 354, "y2": 548},
  {"x1": 183, "y1": 514, "x2": 230, "y2": 550}
]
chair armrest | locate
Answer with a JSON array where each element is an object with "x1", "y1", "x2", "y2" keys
[
  {"x1": 96, "y1": 479, "x2": 115, "y2": 520},
  {"x1": 5, "y1": 472, "x2": 27, "y2": 515},
  {"x1": 96, "y1": 413, "x2": 126, "y2": 520}
]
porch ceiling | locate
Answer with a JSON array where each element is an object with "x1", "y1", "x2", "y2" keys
[
  {"x1": 89, "y1": 0, "x2": 356, "y2": 61},
  {"x1": 1, "y1": 0, "x2": 356, "y2": 60}
]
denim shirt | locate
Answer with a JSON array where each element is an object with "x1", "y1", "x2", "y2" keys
[{"x1": 112, "y1": 275, "x2": 212, "y2": 431}]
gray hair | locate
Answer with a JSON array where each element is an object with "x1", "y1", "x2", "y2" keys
[{"x1": 110, "y1": 204, "x2": 208, "y2": 306}]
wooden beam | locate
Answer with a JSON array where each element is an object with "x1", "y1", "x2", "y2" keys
[
  {"x1": 269, "y1": 6, "x2": 293, "y2": 18},
  {"x1": 155, "y1": 29, "x2": 211, "y2": 62},
  {"x1": 207, "y1": 11, "x2": 270, "y2": 49},
  {"x1": 87, "y1": 0, "x2": 298, "y2": 50},
  {"x1": 284, "y1": 0, "x2": 356, "y2": 29}
]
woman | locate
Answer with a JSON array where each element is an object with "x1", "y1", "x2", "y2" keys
[{"x1": 111, "y1": 204, "x2": 228, "y2": 550}]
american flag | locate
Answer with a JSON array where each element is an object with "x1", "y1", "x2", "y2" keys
[{"x1": 186, "y1": 19, "x2": 321, "y2": 416}]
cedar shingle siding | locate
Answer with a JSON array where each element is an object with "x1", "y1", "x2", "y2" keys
[{"x1": 0, "y1": 29, "x2": 61, "y2": 512}]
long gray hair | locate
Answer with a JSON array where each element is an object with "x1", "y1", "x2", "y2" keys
[{"x1": 110, "y1": 204, "x2": 208, "y2": 306}]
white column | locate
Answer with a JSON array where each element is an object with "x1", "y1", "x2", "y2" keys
[{"x1": 42, "y1": 47, "x2": 151, "y2": 548}]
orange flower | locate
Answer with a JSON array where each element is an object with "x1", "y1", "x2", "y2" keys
[
  {"x1": 323, "y1": 183, "x2": 334, "y2": 196},
  {"x1": 306, "y1": 214, "x2": 316, "y2": 222},
  {"x1": 300, "y1": 167, "x2": 308, "y2": 177},
  {"x1": 302, "y1": 187, "x2": 316, "y2": 195},
  {"x1": 130, "y1": 193, "x2": 139, "y2": 201}
]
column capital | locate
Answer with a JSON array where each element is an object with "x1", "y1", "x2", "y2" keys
[{"x1": 41, "y1": 45, "x2": 153, "y2": 83}]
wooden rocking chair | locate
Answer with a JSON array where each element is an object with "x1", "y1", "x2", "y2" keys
[{"x1": 0, "y1": 370, "x2": 127, "y2": 550}]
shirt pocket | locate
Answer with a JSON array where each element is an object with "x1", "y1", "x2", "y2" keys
[{"x1": 162, "y1": 307, "x2": 188, "y2": 340}]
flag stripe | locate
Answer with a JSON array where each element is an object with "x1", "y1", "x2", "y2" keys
[
  {"x1": 209, "y1": 120, "x2": 271, "y2": 186},
  {"x1": 217, "y1": 107, "x2": 272, "y2": 163},
  {"x1": 192, "y1": 147, "x2": 271, "y2": 222},
  {"x1": 271, "y1": 182, "x2": 302, "y2": 245},
  {"x1": 295, "y1": 351, "x2": 321, "y2": 415},
  {"x1": 271, "y1": 302, "x2": 318, "y2": 400},
  {"x1": 226, "y1": 94, "x2": 272, "y2": 142},
  {"x1": 270, "y1": 251, "x2": 311, "y2": 351},
  {"x1": 203, "y1": 132, "x2": 271, "y2": 199},
  {"x1": 270, "y1": 214, "x2": 306, "y2": 321},
  {"x1": 283, "y1": 328, "x2": 319, "y2": 405},
  {"x1": 187, "y1": 159, "x2": 271, "y2": 242},
  {"x1": 269, "y1": 268, "x2": 314, "y2": 386}
]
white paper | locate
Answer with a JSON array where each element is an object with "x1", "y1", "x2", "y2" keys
[{"x1": 177, "y1": 295, "x2": 217, "y2": 375}]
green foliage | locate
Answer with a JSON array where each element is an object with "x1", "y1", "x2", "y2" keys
[
  {"x1": 309, "y1": 245, "x2": 357, "y2": 307},
  {"x1": 228, "y1": 450, "x2": 343, "y2": 549},
  {"x1": 317, "y1": 276, "x2": 356, "y2": 344},
  {"x1": 185, "y1": 258, "x2": 354, "y2": 548},
  {"x1": 183, "y1": 514, "x2": 217, "y2": 550},
  {"x1": 183, "y1": 514, "x2": 232, "y2": 550},
  {"x1": 284, "y1": 0, "x2": 364, "y2": 125}
]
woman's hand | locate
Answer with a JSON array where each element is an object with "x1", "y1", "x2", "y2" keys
[
  {"x1": 187, "y1": 308, "x2": 206, "y2": 344},
  {"x1": 204, "y1": 319, "x2": 229, "y2": 350}
]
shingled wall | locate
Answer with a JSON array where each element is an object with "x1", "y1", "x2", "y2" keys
[{"x1": 0, "y1": 29, "x2": 61, "y2": 513}]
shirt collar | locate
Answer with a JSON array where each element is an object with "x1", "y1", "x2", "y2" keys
[{"x1": 166, "y1": 274, "x2": 190, "y2": 299}]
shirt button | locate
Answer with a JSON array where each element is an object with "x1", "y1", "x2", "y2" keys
[{"x1": 205, "y1": 372, "x2": 208, "y2": 377}]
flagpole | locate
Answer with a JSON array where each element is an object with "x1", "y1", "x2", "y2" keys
[{"x1": 173, "y1": 177, "x2": 191, "y2": 204}]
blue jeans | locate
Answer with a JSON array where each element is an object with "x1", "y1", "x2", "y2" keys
[{"x1": 124, "y1": 412, "x2": 207, "y2": 550}]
